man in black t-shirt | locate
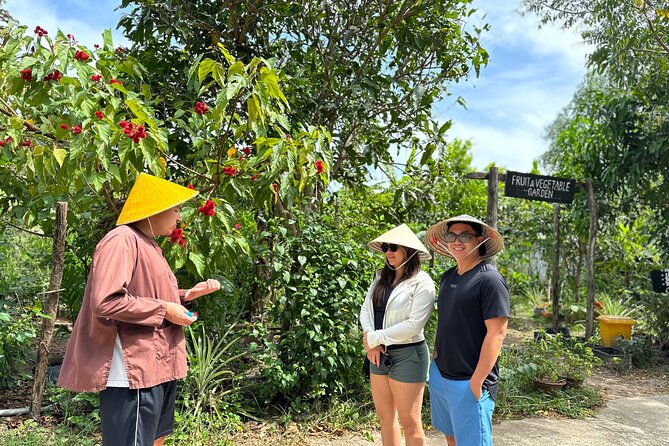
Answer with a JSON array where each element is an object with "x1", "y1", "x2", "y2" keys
[{"x1": 425, "y1": 214, "x2": 509, "y2": 446}]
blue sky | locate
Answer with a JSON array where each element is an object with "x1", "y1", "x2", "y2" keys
[{"x1": 5, "y1": 0, "x2": 590, "y2": 174}]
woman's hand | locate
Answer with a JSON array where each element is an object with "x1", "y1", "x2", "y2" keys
[
  {"x1": 366, "y1": 346, "x2": 383, "y2": 367},
  {"x1": 363, "y1": 331, "x2": 371, "y2": 351},
  {"x1": 164, "y1": 302, "x2": 197, "y2": 326},
  {"x1": 184, "y1": 279, "x2": 221, "y2": 301}
]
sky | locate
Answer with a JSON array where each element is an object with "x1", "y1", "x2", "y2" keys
[{"x1": 4, "y1": 0, "x2": 590, "y2": 174}]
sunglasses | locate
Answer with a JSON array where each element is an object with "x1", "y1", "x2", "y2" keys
[
  {"x1": 381, "y1": 243, "x2": 399, "y2": 253},
  {"x1": 444, "y1": 232, "x2": 478, "y2": 243}
]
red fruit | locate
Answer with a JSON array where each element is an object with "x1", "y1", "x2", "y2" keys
[
  {"x1": 272, "y1": 182, "x2": 278, "y2": 191},
  {"x1": 198, "y1": 199, "x2": 216, "y2": 216},
  {"x1": 44, "y1": 70, "x2": 62, "y2": 82},
  {"x1": 74, "y1": 50, "x2": 90, "y2": 61},
  {"x1": 178, "y1": 238, "x2": 185, "y2": 246},
  {"x1": 110, "y1": 79, "x2": 123, "y2": 85},
  {"x1": 235, "y1": 223, "x2": 241, "y2": 229},
  {"x1": 94, "y1": 111, "x2": 104, "y2": 119},
  {"x1": 34, "y1": 26, "x2": 48, "y2": 37},
  {"x1": 242, "y1": 146, "x2": 252, "y2": 156},
  {"x1": 315, "y1": 159, "x2": 324, "y2": 174},
  {"x1": 59, "y1": 124, "x2": 69, "y2": 130},
  {"x1": 91, "y1": 74, "x2": 102, "y2": 82},
  {"x1": 20, "y1": 69, "x2": 32, "y2": 82},
  {"x1": 94, "y1": 44, "x2": 100, "y2": 49},
  {"x1": 115, "y1": 47, "x2": 124, "y2": 54},
  {"x1": 187, "y1": 184, "x2": 195, "y2": 190},
  {"x1": 194, "y1": 101, "x2": 209, "y2": 115},
  {"x1": 72, "y1": 125, "x2": 82, "y2": 134}
]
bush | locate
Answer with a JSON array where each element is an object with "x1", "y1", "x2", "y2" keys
[
  {"x1": 0, "y1": 307, "x2": 37, "y2": 389},
  {"x1": 256, "y1": 214, "x2": 377, "y2": 407}
]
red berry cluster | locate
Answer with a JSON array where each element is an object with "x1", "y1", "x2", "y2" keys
[
  {"x1": 94, "y1": 111, "x2": 104, "y2": 119},
  {"x1": 169, "y1": 228, "x2": 186, "y2": 246},
  {"x1": 66, "y1": 34, "x2": 76, "y2": 42},
  {"x1": 34, "y1": 26, "x2": 48, "y2": 37},
  {"x1": 187, "y1": 184, "x2": 196, "y2": 190},
  {"x1": 19, "y1": 140, "x2": 33, "y2": 148},
  {"x1": 72, "y1": 125, "x2": 82, "y2": 134},
  {"x1": 115, "y1": 47, "x2": 124, "y2": 54},
  {"x1": 118, "y1": 121, "x2": 147, "y2": 143},
  {"x1": 222, "y1": 166, "x2": 238, "y2": 176},
  {"x1": 44, "y1": 70, "x2": 62, "y2": 82},
  {"x1": 198, "y1": 199, "x2": 216, "y2": 216},
  {"x1": 235, "y1": 223, "x2": 241, "y2": 230},
  {"x1": 241, "y1": 146, "x2": 252, "y2": 156},
  {"x1": 20, "y1": 69, "x2": 32, "y2": 82},
  {"x1": 250, "y1": 174, "x2": 259, "y2": 181},
  {"x1": 315, "y1": 160, "x2": 324, "y2": 174},
  {"x1": 91, "y1": 74, "x2": 102, "y2": 82},
  {"x1": 0, "y1": 137, "x2": 13, "y2": 147},
  {"x1": 110, "y1": 79, "x2": 123, "y2": 85},
  {"x1": 94, "y1": 44, "x2": 100, "y2": 49},
  {"x1": 74, "y1": 50, "x2": 90, "y2": 61},
  {"x1": 194, "y1": 102, "x2": 209, "y2": 115}
]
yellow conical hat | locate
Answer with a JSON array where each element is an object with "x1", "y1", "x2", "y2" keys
[{"x1": 116, "y1": 173, "x2": 198, "y2": 225}]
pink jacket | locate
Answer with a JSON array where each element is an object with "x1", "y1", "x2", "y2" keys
[{"x1": 58, "y1": 225, "x2": 188, "y2": 392}]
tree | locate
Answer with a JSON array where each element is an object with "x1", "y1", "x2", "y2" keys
[
  {"x1": 524, "y1": 0, "x2": 669, "y2": 233},
  {"x1": 118, "y1": 0, "x2": 490, "y2": 185}
]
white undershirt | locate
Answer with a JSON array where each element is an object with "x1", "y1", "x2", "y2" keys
[{"x1": 106, "y1": 334, "x2": 129, "y2": 387}]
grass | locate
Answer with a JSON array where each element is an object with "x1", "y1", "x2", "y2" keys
[{"x1": 0, "y1": 420, "x2": 99, "y2": 446}]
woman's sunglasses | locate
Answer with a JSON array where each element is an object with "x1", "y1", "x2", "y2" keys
[
  {"x1": 381, "y1": 243, "x2": 399, "y2": 253},
  {"x1": 444, "y1": 232, "x2": 477, "y2": 243}
]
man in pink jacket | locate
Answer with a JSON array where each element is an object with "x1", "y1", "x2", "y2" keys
[{"x1": 58, "y1": 173, "x2": 220, "y2": 446}]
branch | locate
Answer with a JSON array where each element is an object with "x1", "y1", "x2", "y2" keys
[{"x1": 1, "y1": 221, "x2": 47, "y2": 237}]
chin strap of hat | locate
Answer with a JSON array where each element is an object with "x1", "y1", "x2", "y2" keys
[
  {"x1": 147, "y1": 218, "x2": 156, "y2": 238},
  {"x1": 463, "y1": 236, "x2": 490, "y2": 259},
  {"x1": 386, "y1": 250, "x2": 419, "y2": 271}
]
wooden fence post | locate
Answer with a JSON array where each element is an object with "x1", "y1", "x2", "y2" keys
[
  {"x1": 585, "y1": 180, "x2": 598, "y2": 338},
  {"x1": 30, "y1": 202, "x2": 68, "y2": 419},
  {"x1": 551, "y1": 203, "x2": 561, "y2": 331},
  {"x1": 486, "y1": 167, "x2": 499, "y2": 267}
]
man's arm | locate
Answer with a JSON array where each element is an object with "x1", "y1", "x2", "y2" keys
[{"x1": 470, "y1": 316, "x2": 508, "y2": 399}]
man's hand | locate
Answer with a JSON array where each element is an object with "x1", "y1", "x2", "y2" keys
[
  {"x1": 184, "y1": 279, "x2": 221, "y2": 301},
  {"x1": 164, "y1": 302, "x2": 197, "y2": 326},
  {"x1": 469, "y1": 379, "x2": 483, "y2": 400}
]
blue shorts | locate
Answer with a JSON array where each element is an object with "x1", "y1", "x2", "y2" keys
[{"x1": 428, "y1": 361, "x2": 494, "y2": 445}]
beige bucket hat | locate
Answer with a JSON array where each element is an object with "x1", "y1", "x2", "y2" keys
[
  {"x1": 425, "y1": 214, "x2": 503, "y2": 260},
  {"x1": 368, "y1": 223, "x2": 432, "y2": 261}
]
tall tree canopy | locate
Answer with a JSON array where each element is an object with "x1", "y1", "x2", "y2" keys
[
  {"x1": 524, "y1": 0, "x2": 669, "y2": 228},
  {"x1": 118, "y1": 0, "x2": 490, "y2": 185}
]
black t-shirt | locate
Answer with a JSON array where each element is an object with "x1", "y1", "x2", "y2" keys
[
  {"x1": 373, "y1": 285, "x2": 396, "y2": 330},
  {"x1": 434, "y1": 261, "x2": 509, "y2": 400}
]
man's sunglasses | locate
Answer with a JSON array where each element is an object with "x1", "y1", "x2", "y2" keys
[
  {"x1": 444, "y1": 232, "x2": 477, "y2": 243},
  {"x1": 381, "y1": 243, "x2": 399, "y2": 253}
]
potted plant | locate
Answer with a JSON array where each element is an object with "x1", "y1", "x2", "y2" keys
[
  {"x1": 562, "y1": 340, "x2": 601, "y2": 388},
  {"x1": 528, "y1": 333, "x2": 568, "y2": 392}
]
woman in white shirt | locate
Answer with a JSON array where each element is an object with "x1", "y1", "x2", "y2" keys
[{"x1": 360, "y1": 223, "x2": 435, "y2": 446}]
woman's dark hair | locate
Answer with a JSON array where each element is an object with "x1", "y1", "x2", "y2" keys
[
  {"x1": 446, "y1": 221, "x2": 487, "y2": 256},
  {"x1": 372, "y1": 246, "x2": 421, "y2": 306}
]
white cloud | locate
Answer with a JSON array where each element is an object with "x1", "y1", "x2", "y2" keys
[{"x1": 435, "y1": 0, "x2": 590, "y2": 173}]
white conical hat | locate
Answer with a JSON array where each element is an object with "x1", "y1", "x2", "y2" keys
[{"x1": 368, "y1": 224, "x2": 431, "y2": 261}]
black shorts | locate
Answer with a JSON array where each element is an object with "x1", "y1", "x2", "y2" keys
[{"x1": 100, "y1": 381, "x2": 177, "y2": 446}]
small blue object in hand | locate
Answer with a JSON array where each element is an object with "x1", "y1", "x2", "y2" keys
[{"x1": 186, "y1": 311, "x2": 193, "y2": 317}]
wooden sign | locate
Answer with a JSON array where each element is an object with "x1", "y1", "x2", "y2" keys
[
  {"x1": 504, "y1": 171, "x2": 576, "y2": 204},
  {"x1": 651, "y1": 269, "x2": 669, "y2": 293}
]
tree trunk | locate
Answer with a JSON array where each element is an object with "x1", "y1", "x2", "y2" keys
[{"x1": 30, "y1": 202, "x2": 68, "y2": 419}]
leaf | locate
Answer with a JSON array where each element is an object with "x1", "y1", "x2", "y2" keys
[
  {"x1": 217, "y1": 43, "x2": 236, "y2": 65},
  {"x1": 53, "y1": 148, "x2": 67, "y2": 167},
  {"x1": 198, "y1": 58, "x2": 216, "y2": 85},
  {"x1": 189, "y1": 252, "x2": 206, "y2": 278},
  {"x1": 102, "y1": 29, "x2": 113, "y2": 50},
  {"x1": 298, "y1": 255, "x2": 307, "y2": 265}
]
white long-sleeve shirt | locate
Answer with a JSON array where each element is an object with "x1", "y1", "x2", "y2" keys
[{"x1": 359, "y1": 270, "x2": 435, "y2": 349}]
